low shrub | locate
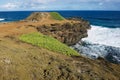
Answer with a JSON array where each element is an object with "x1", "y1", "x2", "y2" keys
[{"x1": 19, "y1": 32, "x2": 79, "y2": 56}]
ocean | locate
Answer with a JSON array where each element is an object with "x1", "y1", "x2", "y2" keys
[{"x1": 0, "y1": 11, "x2": 120, "y2": 63}]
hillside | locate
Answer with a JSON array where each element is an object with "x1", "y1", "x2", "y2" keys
[
  {"x1": 0, "y1": 12, "x2": 120, "y2": 80},
  {"x1": 0, "y1": 37, "x2": 120, "y2": 80},
  {"x1": 26, "y1": 12, "x2": 65, "y2": 22}
]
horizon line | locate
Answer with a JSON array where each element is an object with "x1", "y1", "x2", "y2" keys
[{"x1": 0, "y1": 10, "x2": 120, "y2": 12}]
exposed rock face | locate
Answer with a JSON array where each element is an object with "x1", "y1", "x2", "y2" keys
[
  {"x1": 37, "y1": 19, "x2": 90, "y2": 45},
  {"x1": 25, "y1": 12, "x2": 91, "y2": 46},
  {"x1": 0, "y1": 12, "x2": 120, "y2": 80}
]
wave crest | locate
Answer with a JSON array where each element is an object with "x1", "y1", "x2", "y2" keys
[
  {"x1": 82, "y1": 25, "x2": 120, "y2": 47},
  {"x1": 72, "y1": 25, "x2": 120, "y2": 64},
  {"x1": 0, "y1": 18, "x2": 5, "y2": 21}
]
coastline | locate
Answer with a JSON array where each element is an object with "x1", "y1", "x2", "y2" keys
[
  {"x1": 0, "y1": 12, "x2": 120, "y2": 80},
  {"x1": 72, "y1": 25, "x2": 120, "y2": 64},
  {"x1": 1, "y1": 11, "x2": 120, "y2": 64}
]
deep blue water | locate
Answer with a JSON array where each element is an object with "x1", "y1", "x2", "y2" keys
[
  {"x1": 58, "y1": 11, "x2": 120, "y2": 28},
  {"x1": 0, "y1": 11, "x2": 120, "y2": 28}
]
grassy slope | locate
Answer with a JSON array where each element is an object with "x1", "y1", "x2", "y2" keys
[
  {"x1": 50, "y1": 12, "x2": 65, "y2": 20},
  {"x1": 0, "y1": 12, "x2": 120, "y2": 80},
  {"x1": 19, "y1": 32, "x2": 79, "y2": 56},
  {"x1": 0, "y1": 38, "x2": 120, "y2": 80},
  {"x1": 0, "y1": 38, "x2": 78, "y2": 80}
]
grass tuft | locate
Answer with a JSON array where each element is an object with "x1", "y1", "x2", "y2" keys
[
  {"x1": 19, "y1": 32, "x2": 79, "y2": 56},
  {"x1": 50, "y1": 12, "x2": 65, "y2": 20}
]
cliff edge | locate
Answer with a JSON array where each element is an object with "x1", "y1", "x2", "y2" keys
[
  {"x1": 25, "y1": 12, "x2": 90, "y2": 45},
  {"x1": 0, "y1": 12, "x2": 120, "y2": 80}
]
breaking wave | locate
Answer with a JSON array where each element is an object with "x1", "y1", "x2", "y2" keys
[
  {"x1": 83, "y1": 25, "x2": 120, "y2": 48},
  {"x1": 0, "y1": 18, "x2": 5, "y2": 21},
  {"x1": 72, "y1": 25, "x2": 120, "y2": 64}
]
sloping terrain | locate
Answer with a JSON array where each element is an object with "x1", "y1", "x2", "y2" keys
[
  {"x1": 0, "y1": 38, "x2": 120, "y2": 80},
  {"x1": 0, "y1": 12, "x2": 68, "y2": 37},
  {"x1": 37, "y1": 20, "x2": 90, "y2": 45},
  {"x1": 26, "y1": 12, "x2": 65, "y2": 22},
  {"x1": 0, "y1": 12, "x2": 120, "y2": 80},
  {"x1": 19, "y1": 32, "x2": 79, "y2": 56}
]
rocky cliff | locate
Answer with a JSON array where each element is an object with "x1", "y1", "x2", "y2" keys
[
  {"x1": 0, "y1": 12, "x2": 120, "y2": 80},
  {"x1": 25, "y1": 12, "x2": 90, "y2": 46},
  {"x1": 37, "y1": 18, "x2": 90, "y2": 45}
]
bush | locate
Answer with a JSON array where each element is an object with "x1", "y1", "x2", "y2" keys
[
  {"x1": 19, "y1": 32, "x2": 79, "y2": 56},
  {"x1": 50, "y1": 12, "x2": 65, "y2": 20}
]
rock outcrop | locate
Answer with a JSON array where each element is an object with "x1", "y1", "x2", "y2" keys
[
  {"x1": 37, "y1": 18, "x2": 90, "y2": 45},
  {"x1": 26, "y1": 12, "x2": 90, "y2": 46},
  {"x1": 0, "y1": 12, "x2": 120, "y2": 80}
]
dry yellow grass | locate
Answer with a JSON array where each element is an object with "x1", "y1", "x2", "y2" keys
[
  {"x1": 0, "y1": 38, "x2": 120, "y2": 80},
  {"x1": 0, "y1": 12, "x2": 120, "y2": 80}
]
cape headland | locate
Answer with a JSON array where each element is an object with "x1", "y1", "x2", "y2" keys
[{"x1": 0, "y1": 12, "x2": 120, "y2": 80}]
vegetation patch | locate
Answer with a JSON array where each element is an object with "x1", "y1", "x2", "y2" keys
[
  {"x1": 19, "y1": 32, "x2": 79, "y2": 56},
  {"x1": 50, "y1": 12, "x2": 65, "y2": 20}
]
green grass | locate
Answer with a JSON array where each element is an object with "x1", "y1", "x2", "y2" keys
[
  {"x1": 19, "y1": 33, "x2": 79, "y2": 56},
  {"x1": 50, "y1": 12, "x2": 65, "y2": 20}
]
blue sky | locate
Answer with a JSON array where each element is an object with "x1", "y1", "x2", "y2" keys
[{"x1": 0, "y1": 0, "x2": 120, "y2": 11}]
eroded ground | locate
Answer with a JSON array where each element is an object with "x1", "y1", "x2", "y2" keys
[{"x1": 0, "y1": 13, "x2": 120, "y2": 80}]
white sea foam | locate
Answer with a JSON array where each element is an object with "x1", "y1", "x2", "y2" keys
[
  {"x1": 72, "y1": 25, "x2": 120, "y2": 63},
  {"x1": 73, "y1": 42, "x2": 109, "y2": 59},
  {"x1": 82, "y1": 25, "x2": 120, "y2": 48},
  {"x1": 0, "y1": 18, "x2": 5, "y2": 21}
]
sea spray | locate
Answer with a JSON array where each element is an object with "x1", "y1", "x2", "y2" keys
[
  {"x1": 0, "y1": 18, "x2": 5, "y2": 21},
  {"x1": 72, "y1": 41, "x2": 120, "y2": 64},
  {"x1": 82, "y1": 25, "x2": 120, "y2": 47},
  {"x1": 72, "y1": 25, "x2": 120, "y2": 64}
]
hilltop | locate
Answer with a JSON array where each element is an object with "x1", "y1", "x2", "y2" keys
[
  {"x1": 26, "y1": 12, "x2": 65, "y2": 21},
  {"x1": 0, "y1": 12, "x2": 120, "y2": 80}
]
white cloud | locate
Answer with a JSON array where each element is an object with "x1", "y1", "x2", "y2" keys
[
  {"x1": 23, "y1": 0, "x2": 56, "y2": 10},
  {"x1": 1, "y1": 3, "x2": 19, "y2": 9},
  {"x1": 72, "y1": 0, "x2": 120, "y2": 2},
  {"x1": 99, "y1": 2, "x2": 103, "y2": 5},
  {"x1": 0, "y1": 0, "x2": 119, "y2": 10},
  {"x1": 0, "y1": 0, "x2": 56, "y2": 10},
  {"x1": 31, "y1": 0, "x2": 56, "y2": 4}
]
